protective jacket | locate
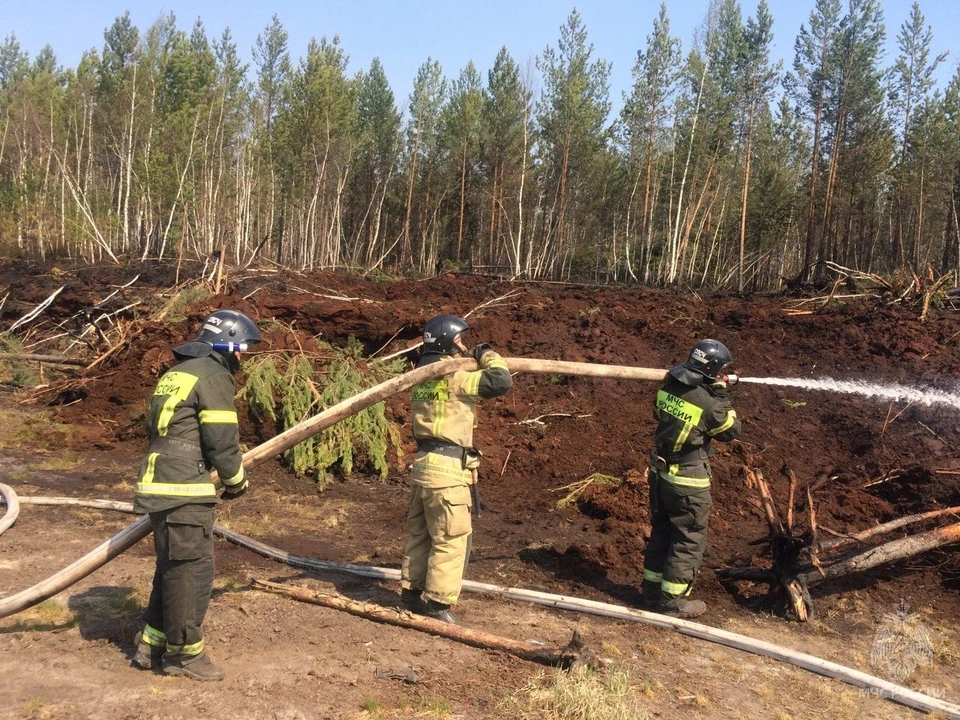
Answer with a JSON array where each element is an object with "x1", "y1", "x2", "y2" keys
[
  {"x1": 652, "y1": 369, "x2": 741, "y2": 489},
  {"x1": 134, "y1": 351, "x2": 245, "y2": 513},
  {"x1": 409, "y1": 351, "x2": 512, "y2": 488}
]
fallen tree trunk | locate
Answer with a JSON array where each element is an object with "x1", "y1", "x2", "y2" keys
[
  {"x1": 239, "y1": 357, "x2": 665, "y2": 467},
  {"x1": 0, "y1": 356, "x2": 670, "y2": 618},
  {"x1": 0, "y1": 353, "x2": 91, "y2": 366},
  {"x1": 800, "y1": 521, "x2": 960, "y2": 586},
  {"x1": 817, "y1": 505, "x2": 960, "y2": 554},
  {"x1": 8, "y1": 286, "x2": 64, "y2": 333},
  {"x1": 251, "y1": 578, "x2": 588, "y2": 668}
]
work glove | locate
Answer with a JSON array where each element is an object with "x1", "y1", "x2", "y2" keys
[
  {"x1": 707, "y1": 375, "x2": 729, "y2": 395},
  {"x1": 221, "y1": 478, "x2": 249, "y2": 500},
  {"x1": 470, "y1": 343, "x2": 493, "y2": 364}
]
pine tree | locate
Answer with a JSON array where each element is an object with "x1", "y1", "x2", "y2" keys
[
  {"x1": 789, "y1": 0, "x2": 843, "y2": 282},
  {"x1": 351, "y1": 57, "x2": 401, "y2": 267},
  {"x1": 819, "y1": 0, "x2": 888, "y2": 272},
  {"x1": 480, "y1": 47, "x2": 530, "y2": 275},
  {"x1": 735, "y1": 0, "x2": 778, "y2": 292},
  {"x1": 400, "y1": 58, "x2": 446, "y2": 271},
  {"x1": 889, "y1": 1, "x2": 948, "y2": 267},
  {"x1": 274, "y1": 35, "x2": 357, "y2": 268},
  {"x1": 536, "y1": 9, "x2": 612, "y2": 278},
  {"x1": 442, "y1": 61, "x2": 483, "y2": 263},
  {"x1": 95, "y1": 13, "x2": 140, "y2": 256},
  {"x1": 252, "y1": 15, "x2": 290, "y2": 262},
  {"x1": 620, "y1": 3, "x2": 682, "y2": 281}
]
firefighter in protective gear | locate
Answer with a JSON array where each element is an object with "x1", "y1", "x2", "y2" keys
[
  {"x1": 641, "y1": 339, "x2": 741, "y2": 618},
  {"x1": 399, "y1": 314, "x2": 512, "y2": 624},
  {"x1": 132, "y1": 310, "x2": 261, "y2": 680}
]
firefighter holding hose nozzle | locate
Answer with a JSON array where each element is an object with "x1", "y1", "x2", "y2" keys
[{"x1": 641, "y1": 339, "x2": 741, "y2": 618}]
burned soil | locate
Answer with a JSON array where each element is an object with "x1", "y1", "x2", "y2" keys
[{"x1": 1, "y1": 260, "x2": 959, "y2": 720}]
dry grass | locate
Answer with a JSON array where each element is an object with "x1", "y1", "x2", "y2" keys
[
  {"x1": 0, "y1": 408, "x2": 74, "y2": 450},
  {"x1": 503, "y1": 665, "x2": 648, "y2": 720},
  {"x1": 0, "y1": 599, "x2": 77, "y2": 632},
  {"x1": 33, "y1": 453, "x2": 80, "y2": 471},
  {"x1": 66, "y1": 506, "x2": 118, "y2": 528},
  {"x1": 218, "y1": 495, "x2": 334, "y2": 536},
  {"x1": 811, "y1": 682, "x2": 860, "y2": 720},
  {"x1": 552, "y1": 472, "x2": 621, "y2": 510},
  {"x1": 636, "y1": 640, "x2": 664, "y2": 657},
  {"x1": 22, "y1": 697, "x2": 52, "y2": 719},
  {"x1": 413, "y1": 693, "x2": 453, "y2": 719},
  {"x1": 150, "y1": 283, "x2": 213, "y2": 322}
]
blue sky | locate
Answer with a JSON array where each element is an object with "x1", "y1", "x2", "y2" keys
[{"x1": 5, "y1": 0, "x2": 959, "y2": 112}]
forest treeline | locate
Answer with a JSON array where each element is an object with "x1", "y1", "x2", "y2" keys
[{"x1": 1, "y1": 0, "x2": 958, "y2": 290}]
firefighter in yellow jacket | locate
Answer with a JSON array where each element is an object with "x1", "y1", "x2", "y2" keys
[
  {"x1": 400, "y1": 314, "x2": 512, "y2": 624},
  {"x1": 131, "y1": 310, "x2": 261, "y2": 681}
]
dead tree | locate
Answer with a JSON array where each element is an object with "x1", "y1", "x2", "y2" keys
[{"x1": 717, "y1": 465, "x2": 960, "y2": 622}]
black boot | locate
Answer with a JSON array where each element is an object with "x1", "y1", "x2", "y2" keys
[
  {"x1": 638, "y1": 580, "x2": 662, "y2": 610},
  {"x1": 400, "y1": 588, "x2": 429, "y2": 613},
  {"x1": 162, "y1": 652, "x2": 225, "y2": 681},
  {"x1": 132, "y1": 632, "x2": 164, "y2": 669},
  {"x1": 656, "y1": 592, "x2": 707, "y2": 619},
  {"x1": 423, "y1": 599, "x2": 460, "y2": 625}
]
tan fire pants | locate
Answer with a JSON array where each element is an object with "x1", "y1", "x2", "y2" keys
[{"x1": 400, "y1": 484, "x2": 473, "y2": 605}]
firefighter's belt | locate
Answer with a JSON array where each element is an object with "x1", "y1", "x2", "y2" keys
[
  {"x1": 416, "y1": 439, "x2": 465, "y2": 461},
  {"x1": 653, "y1": 447, "x2": 709, "y2": 466},
  {"x1": 149, "y1": 436, "x2": 204, "y2": 461}
]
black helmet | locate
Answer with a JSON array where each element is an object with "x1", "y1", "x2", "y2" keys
[
  {"x1": 681, "y1": 339, "x2": 733, "y2": 380},
  {"x1": 422, "y1": 314, "x2": 469, "y2": 356},
  {"x1": 174, "y1": 309, "x2": 262, "y2": 358}
]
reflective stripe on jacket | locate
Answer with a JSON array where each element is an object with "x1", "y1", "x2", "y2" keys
[
  {"x1": 410, "y1": 351, "x2": 511, "y2": 488},
  {"x1": 653, "y1": 374, "x2": 740, "y2": 489},
  {"x1": 134, "y1": 353, "x2": 244, "y2": 513}
]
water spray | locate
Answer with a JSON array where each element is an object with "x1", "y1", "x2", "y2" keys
[{"x1": 736, "y1": 374, "x2": 960, "y2": 410}]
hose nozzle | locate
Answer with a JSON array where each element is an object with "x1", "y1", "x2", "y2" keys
[{"x1": 725, "y1": 373, "x2": 740, "y2": 386}]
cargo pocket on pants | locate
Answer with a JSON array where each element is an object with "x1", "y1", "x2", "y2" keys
[
  {"x1": 442, "y1": 486, "x2": 473, "y2": 538},
  {"x1": 680, "y1": 491, "x2": 713, "y2": 533},
  {"x1": 166, "y1": 506, "x2": 213, "y2": 562}
]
